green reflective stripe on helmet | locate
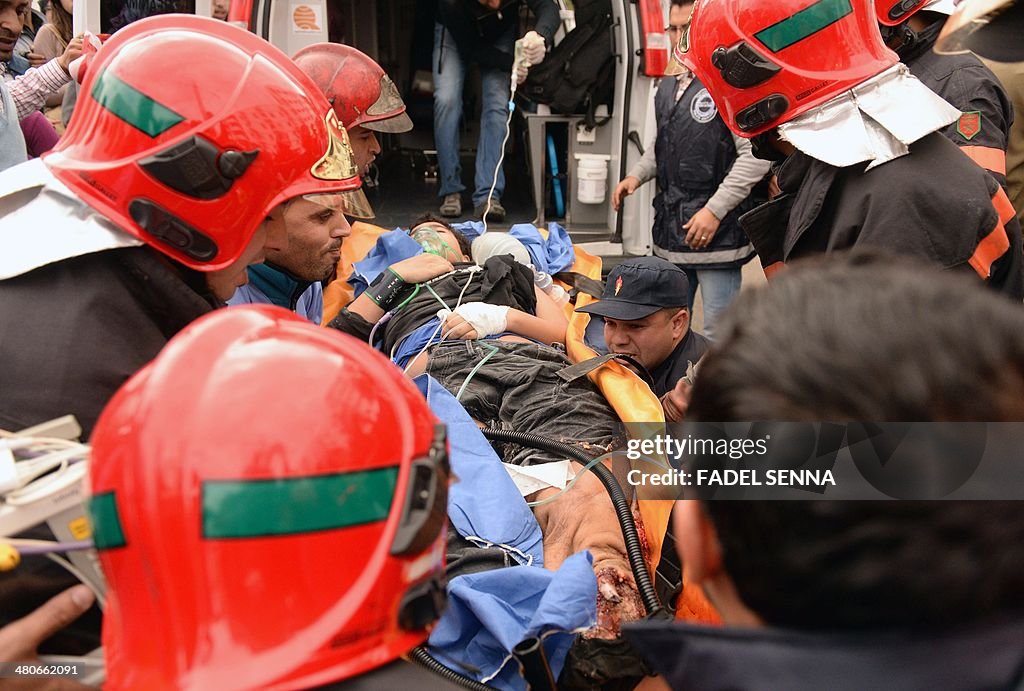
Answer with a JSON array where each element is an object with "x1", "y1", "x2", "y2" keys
[
  {"x1": 91, "y1": 69, "x2": 186, "y2": 137},
  {"x1": 89, "y1": 491, "x2": 127, "y2": 550},
  {"x1": 755, "y1": 0, "x2": 854, "y2": 53},
  {"x1": 202, "y1": 467, "x2": 399, "y2": 539}
]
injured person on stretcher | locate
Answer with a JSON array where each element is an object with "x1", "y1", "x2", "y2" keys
[{"x1": 327, "y1": 219, "x2": 672, "y2": 687}]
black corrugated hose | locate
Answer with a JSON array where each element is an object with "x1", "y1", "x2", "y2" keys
[
  {"x1": 408, "y1": 646, "x2": 495, "y2": 690},
  {"x1": 480, "y1": 427, "x2": 665, "y2": 618},
  {"x1": 408, "y1": 428, "x2": 665, "y2": 690}
]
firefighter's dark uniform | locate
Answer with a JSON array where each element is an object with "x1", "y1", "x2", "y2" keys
[
  {"x1": 903, "y1": 22, "x2": 1014, "y2": 188},
  {"x1": 740, "y1": 133, "x2": 1024, "y2": 300}
]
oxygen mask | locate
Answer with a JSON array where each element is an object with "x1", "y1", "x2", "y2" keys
[{"x1": 412, "y1": 226, "x2": 460, "y2": 260}]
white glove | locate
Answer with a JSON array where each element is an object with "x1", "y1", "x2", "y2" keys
[
  {"x1": 522, "y1": 30, "x2": 546, "y2": 65},
  {"x1": 437, "y1": 303, "x2": 510, "y2": 338}
]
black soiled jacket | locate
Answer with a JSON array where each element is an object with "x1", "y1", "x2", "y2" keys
[
  {"x1": 437, "y1": 0, "x2": 560, "y2": 72},
  {"x1": 0, "y1": 246, "x2": 216, "y2": 439},
  {"x1": 623, "y1": 615, "x2": 1024, "y2": 691},
  {"x1": 740, "y1": 133, "x2": 1024, "y2": 300},
  {"x1": 0, "y1": 246, "x2": 217, "y2": 655},
  {"x1": 329, "y1": 255, "x2": 537, "y2": 354},
  {"x1": 904, "y1": 26, "x2": 1014, "y2": 188}
]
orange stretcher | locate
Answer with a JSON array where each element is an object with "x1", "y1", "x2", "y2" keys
[{"x1": 322, "y1": 221, "x2": 720, "y2": 624}]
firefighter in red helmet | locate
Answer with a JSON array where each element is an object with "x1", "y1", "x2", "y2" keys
[
  {"x1": 0, "y1": 15, "x2": 368, "y2": 657},
  {"x1": 88, "y1": 305, "x2": 456, "y2": 689},
  {"x1": 874, "y1": 0, "x2": 1013, "y2": 184},
  {"x1": 293, "y1": 42, "x2": 413, "y2": 176},
  {"x1": 228, "y1": 43, "x2": 408, "y2": 326},
  {"x1": 667, "y1": 0, "x2": 1022, "y2": 298},
  {"x1": 0, "y1": 15, "x2": 368, "y2": 440}
]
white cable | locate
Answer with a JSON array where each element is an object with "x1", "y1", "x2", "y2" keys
[
  {"x1": 483, "y1": 103, "x2": 516, "y2": 236},
  {"x1": 2, "y1": 439, "x2": 88, "y2": 504},
  {"x1": 401, "y1": 270, "x2": 479, "y2": 375},
  {"x1": 45, "y1": 553, "x2": 106, "y2": 609}
]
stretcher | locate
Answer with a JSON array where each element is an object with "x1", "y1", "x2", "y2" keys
[{"x1": 323, "y1": 221, "x2": 720, "y2": 627}]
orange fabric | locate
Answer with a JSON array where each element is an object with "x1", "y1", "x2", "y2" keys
[
  {"x1": 961, "y1": 145, "x2": 1008, "y2": 176},
  {"x1": 993, "y1": 185, "x2": 1017, "y2": 225},
  {"x1": 968, "y1": 190, "x2": 1013, "y2": 280},
  {"x1": 320, "y1": 222, "x2": 389, "y2": 325},
  {"x1": 566, "y1": 249, "x2": 679, "y2": 604},
  {"x1": 762, "y1": 261, "x2": 786, "y2": 279},
  {"x1": 676, "y1": 579, "x2": 724, "y2": 625}
]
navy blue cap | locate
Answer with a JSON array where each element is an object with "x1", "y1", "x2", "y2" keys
[{"x1": 576, "y1": 256, "x2": 689, "y2": 320}]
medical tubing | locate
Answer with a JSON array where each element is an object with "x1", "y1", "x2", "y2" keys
[
  {"x1": 401, "y1": 270, "x2": 478, "y2": 374},
  {"x1": 455, "y1": 343, "x2": 499, "y2": 401},
  {"x1": 483, "y1": 102, "x2": 516, "y2": 235},
  {"x1": 409, "y1": 646, "x2": 495, "y2": 690},
  {"x1": 479, "y1": 428, "x2": 664, "y2": 618},
  {"x1": 512, "y1": 637, "x2": 557, "y2": 691},
  {"x1": 368, "y1": 310, "x2": 392, "y2": 346}
]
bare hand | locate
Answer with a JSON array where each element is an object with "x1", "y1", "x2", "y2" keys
[
  {"x1": 683, "y1": 207, "x2": 721, "y2": 249},
  {"x1": 0, "y1": 585, "x2": 96, "y2": 690},
  {"x1": 390, "y1": 254, "x2": 454, "y2": 284},
  {"x1": 57, "y1": 36, "x2": 84, "y2": 74},
  {"x1": 439, "y1": 312, "x2": 479, "y2": 340},
  {"x1": 26, "y1": 52, "x2": 47, "y2": 68},
  {"x1": 661, "y1": 378, "x2": 691, "y2": 423},
  {"x1": 767, "y1": 174, "x2": 781, "y2": 200},
  {"x1": 612, "y1": 176, "x2": 641, "y2": 211}
]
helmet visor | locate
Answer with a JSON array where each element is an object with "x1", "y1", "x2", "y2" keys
[
  {"x1": 360, "y1": 75, "x2": 414, "y2": 134},
  {"x1": 665, "y1": 15, "x2": 692, "y2": 76},
  {"x1": 936, "y1": 0, "x2": 1008, "y2": 52}
]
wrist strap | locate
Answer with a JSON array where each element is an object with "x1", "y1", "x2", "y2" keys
[{"x1": 365, "y1": 268, "x2": 413, "y2": 310}]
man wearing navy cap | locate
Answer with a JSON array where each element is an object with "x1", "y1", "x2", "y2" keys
[{"x1": 577, "y1": 256, "x2": 709, "y2": 421}]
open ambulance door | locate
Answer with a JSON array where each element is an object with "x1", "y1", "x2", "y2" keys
[
  {"x1": 528, "y1": 0, "x2": 661, "y2": 258},
  {"x1": 603, "y1": 0, "x2": 664, "y2": 258}
]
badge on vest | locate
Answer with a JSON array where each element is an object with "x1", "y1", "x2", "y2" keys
[{"x1": 690, "y1": 88, "x2": 718, "y2": 124}]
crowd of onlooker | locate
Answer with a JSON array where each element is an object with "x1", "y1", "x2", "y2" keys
[{"x1": 0, "y1": 0, "x2": 228, "y2": 166}]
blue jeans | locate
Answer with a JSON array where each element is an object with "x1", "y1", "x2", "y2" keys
[
  {"x1": 682, "y1": 268, "x2": 742, "y2": 342},
  {"x1": 432, "y1": 22, "x2": 513, "y2": 206}
]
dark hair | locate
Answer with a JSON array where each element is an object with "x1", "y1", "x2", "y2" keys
[
  {"x1": 689, "y1": 250, "x2": 1024, "y2": 630},
  {"x1": 103, "y1": 0, "x2": 195, "y2": 33},
  {"x1": 690, "y1": 250, "x2": 1024, "y2": 422},
  {"x1": 410, "y1": 214, "x2": 472, "y2": 259},
  {"x1": 50, "y1": 0, "x2": 73, "y2": 43}
]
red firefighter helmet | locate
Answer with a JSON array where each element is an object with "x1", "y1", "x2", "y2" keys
[
  {"x1": 667, "y1": 0, "x2": 898, "y2": 137},
  {"x1": 45, "y1": 15, "x2": 369, "y2": 271},
  {"x1": 88, "y1": 305, "x2": 449, "y2": 690},
  {"x1": 292, "y1": 43, "x2": 413, "y2": 134},
  {"x1": 875, "y1": 0, "x2": 928, "y2": 25}
]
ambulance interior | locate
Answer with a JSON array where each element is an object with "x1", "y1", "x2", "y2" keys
[
  {"x1": 241, "y1": 0, "x2": 665, "y2": 256},
  {"x1": 78, "y1": 0, "x2": 667, "y2": 256}
]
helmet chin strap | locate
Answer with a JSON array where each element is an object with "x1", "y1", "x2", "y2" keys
[{"x1": 886, "y1": 16, "x2": 944, "y2": 61}]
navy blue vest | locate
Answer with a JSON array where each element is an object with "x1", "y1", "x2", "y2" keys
[{"x1": 652, "y1": 76, "x2": 756, "y2": 269}]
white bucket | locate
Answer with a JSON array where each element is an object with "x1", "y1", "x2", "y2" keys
[{"x1": 575, "y1": 154, "x2": 610, "y2": 205}]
